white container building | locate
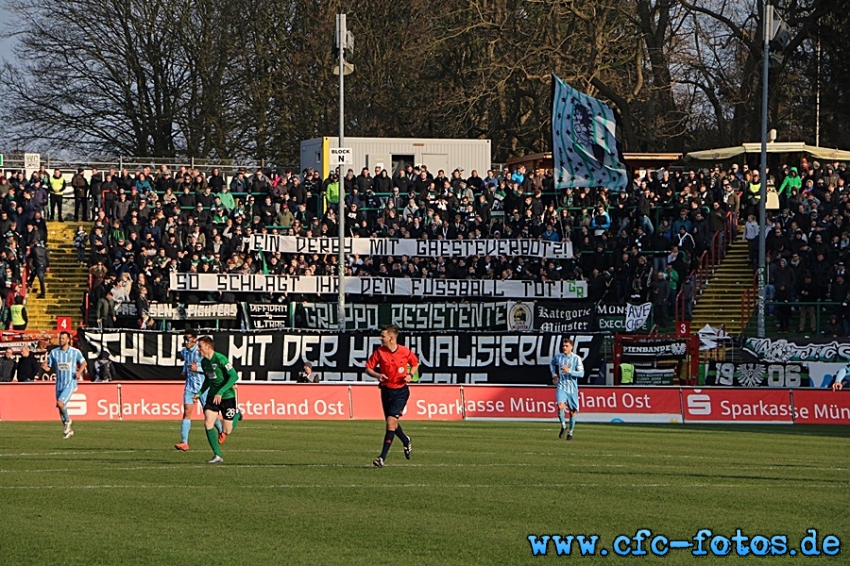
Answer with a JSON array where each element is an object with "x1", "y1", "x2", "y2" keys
[{"x1": 300, "y1": 137, "x2": 492, "y2": 179}]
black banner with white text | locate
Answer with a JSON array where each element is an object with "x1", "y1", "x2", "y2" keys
[{"x1": 78, "y1": 330, "x2": 605, "y2": 384}]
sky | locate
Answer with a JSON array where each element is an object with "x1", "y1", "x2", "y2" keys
[{"x1": 0, "y1": 2, "x2": 17, "y2": 66}]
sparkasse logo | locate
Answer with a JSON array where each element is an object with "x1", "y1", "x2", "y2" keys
[
  {"x1": 686, "y1": 391, "x2": 711, "y2": 415},
  {"x1": 66, "y1": 393, "x2": 88, "y2": 416}
]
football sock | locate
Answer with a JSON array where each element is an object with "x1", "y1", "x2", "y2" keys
[
  {"x1": 206, "y1": 427, "x2": 221, "y2": 457},
  {"x1": 181, "y1": 419, "x2": 191, "y2": 443},
  {"x1": 568, "y1": 415, "x2": 576, "y2": 433},
  {"x1": 229, "y1": 412, "x2": 241, "y2": 433},
  {"x1": 59, "y1": 407, "x2": 69, "y2": 424},
  {"x1": 380, "y1": 430, "x2": 395, "y2": 459},
  {"x1": 558, "y1": 409, "x2": 566, "y2": 427},
  {"x1": 394, "y1": 424, "x2": 409, "y2": 446}
]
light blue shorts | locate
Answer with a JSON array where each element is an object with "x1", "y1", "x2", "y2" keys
[
  {"x1": 56, "y1": 381, "x2": 78, "y2": 405},
  {"x1": 183, "y1": 387, "x2": 209, "y2": 406},
  {"x1": 556, "y1": 389, "x2": 579, "y2": 412}
]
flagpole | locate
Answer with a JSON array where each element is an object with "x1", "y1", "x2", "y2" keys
[{"x1": 757, "y1": 0, "x2": 771, "y2": 338}]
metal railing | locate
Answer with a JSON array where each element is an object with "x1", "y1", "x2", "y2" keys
[
  {"x1": 0, "y1": 153, "x2": 296, "y2": 176},
  {"x1": 673, "y1": 213, "x2": 736, "y2": 328},
  {"x1": 739, "y1": 271, "x2": 759, "y2": 331},
  {"x1": 742, "y1": 300, "x2": 844, "y2": 337}
]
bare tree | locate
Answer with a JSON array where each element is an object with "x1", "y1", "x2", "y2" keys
[
  {"x1": 0, "y1": 0, "x2": 246, "y2": 158},
  {"x1": 1, "y1": 0, "x2": 847, "y2": 163}
]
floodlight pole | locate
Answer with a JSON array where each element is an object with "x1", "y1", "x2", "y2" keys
[
  {"x1": 337, "y1": 12, "x2": 346, "y2": 332},
  {"x1": 815, "y1": 26, "x2": 821, "y2": 147},
  {"x1": 757, "y1": 1, "x2": 771, "y2": 338}
]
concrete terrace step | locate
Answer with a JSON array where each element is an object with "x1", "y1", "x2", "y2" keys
[
  {"x1": 690, "y1": 238, "x2": 753, "y2": 333},
  {"x1": 25, "y1": 222, "x2": 91, "y2": 331}
]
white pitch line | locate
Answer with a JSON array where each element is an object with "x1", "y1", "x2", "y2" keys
[
  {"x1": 0, "y1": 462, "x2": 629, "y2": 474},
  {"x1": 4, "y1": 461, "x2": 847, "y2": 474},
  {"x1": 0, "y1": 482, "x2": 847, "y2": 490}
]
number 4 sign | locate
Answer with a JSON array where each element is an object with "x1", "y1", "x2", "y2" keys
[{"x1": 56, "y1": 317, "x2": 72, "y2": 331}]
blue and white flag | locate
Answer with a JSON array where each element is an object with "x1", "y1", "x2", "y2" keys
[{"x1": 552, "y1": 75, "x2": 628, "y2": 191}]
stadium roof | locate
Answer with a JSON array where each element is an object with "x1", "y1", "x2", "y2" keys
[{"x1": 686, "y1": 142, "x2": 850, "y2": 162}]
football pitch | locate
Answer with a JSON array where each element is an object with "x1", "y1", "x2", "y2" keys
[{"x1": 0, "y1": 421, "x2": 847, "y2": 565}]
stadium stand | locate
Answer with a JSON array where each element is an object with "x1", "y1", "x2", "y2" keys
[{"x1": 6, "y1": 157, "x2": 849, "y2": 334}]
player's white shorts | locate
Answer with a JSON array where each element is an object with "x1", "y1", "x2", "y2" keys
[
  {"x1": 556, "y1": 389, "x2": 579, "y2": 412},
  {"x1": 56, "y1": 381, "x2": 78, "y2": 405},
  {"x1": 183, "y1": 387, "x2": 209, "y2": 406}
]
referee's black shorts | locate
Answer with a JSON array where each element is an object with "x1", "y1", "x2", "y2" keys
[{"x1": 380, "y1": 385, "x2": 410, "y2": 419}]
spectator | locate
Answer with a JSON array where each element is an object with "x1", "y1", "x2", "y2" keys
[
  {"x1": 96, "y1": 291, "x2": 117, "y2": 329},
  {"x1": 73, "y1": 225, "x2": 87, "y2": 264},
  {"x1": 93, "y1": 350, "x2": 116, "y2": 382},
  {"x1": 208, "y1": 168, "x2": 225, "y2": 193},
  {"x1": 297, "y1": 362, "x2": 320, "y2": 383},
  {"x1": 0, "y1": 348, "x2": 16, "y2": 382},
  {"x1": 71, "y1": 168, "x2": 89, "y2": 221},
  {"x1": 774, "y1": 258, "x2": 795, "y2": 332},
  {"x1": 16, "y1": 345, "x2": 39, "y2": 382},
  {"x1": 797, "y1": 273, "x2": 816, "y2": 334},
  {"x1": 230, "y1": 169, "x2": 250, "y2": 194},
  {"x1": 101, "y1": 173, "x2": 118, "y2": 218},
  {"x1": 28, "y1": 237, "x2": 49, "y2": 298},
  {"x1": 374, "y1": 168, "x2": 392, "y2": 194},
  {"x1": 136, "y1": 285, "x2": 153, "y2": 329},
  {"x1": 250, "y1": 169, "x2": 271, "y2": 195},
  {"x1": 680, "y1": 275, "x2": 694, "y2": 321},
  {"x1": 48, "y1": 168, "x2": 66, "y2": 222},
  {"x1": 9, "y1": 295, "x2": 27, "y2": 330},
  {"x1": 824, "y1": 314, "x2": 844, "y2": 337}
]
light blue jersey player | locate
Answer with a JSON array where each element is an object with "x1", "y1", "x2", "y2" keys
[
  {"x1": 42, "y1": 331, "x2": 87, "y2": 439},
  {"x1": 550, "y1": 338, "x2": 584, "y2": 441},
  {"x1": 175, "y1": 330, "x2": 221, "y2": 451}
]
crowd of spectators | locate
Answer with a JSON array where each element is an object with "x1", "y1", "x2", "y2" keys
[
  {"x1": 68, "y1": 160, "x2": 743, "y2": 329},
  {"x1": 7, "y1": 155, "x2": 848, "y2": 333},
  {"x1": 0, "y1": 166, "x2": 57, "y2": 328},
  {"x1": 742, "y1": 158, "x2": 850, "y2": 334}
]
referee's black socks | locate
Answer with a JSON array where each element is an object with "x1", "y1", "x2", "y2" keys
[
  {"x1": 394, "y1": 425, "x2": 409, "y2": 447},
  {"x1": 380, "y1": 430, "x2": 395, "y2": 459}
]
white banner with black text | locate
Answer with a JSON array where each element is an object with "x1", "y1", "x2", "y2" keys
[
  {"x1": 246, "y1": 234, "x2": 573, "y2": 259},
  {"x1": 170, "y1": 273, "x2": 588, "y2": 299}
]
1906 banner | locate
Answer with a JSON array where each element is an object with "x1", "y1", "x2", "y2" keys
[{"x1": 78, "y1": 330, "x2": 604, "y2": 384}]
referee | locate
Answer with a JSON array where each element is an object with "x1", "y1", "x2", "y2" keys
[
  {"x1": 365, "y1": 324, "x2": 419, "y2": 468},
  {"x1": 43, "y1": 331, "x2": 87, "y2": 439}
]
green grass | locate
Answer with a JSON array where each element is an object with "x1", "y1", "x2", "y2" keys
[{"x1": 0, "y1": 421, "x2": 848, "y2": 565}]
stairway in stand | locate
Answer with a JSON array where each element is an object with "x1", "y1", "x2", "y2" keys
[
  {"x1": 25, "y1": 222, "x2": 92, "y2": 330},
  {"x1": 690, "y1": 232, "x2": 754, "y2": 334}
]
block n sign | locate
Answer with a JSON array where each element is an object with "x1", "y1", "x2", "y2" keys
[{"x1": 330, "y1": 148, "x2": 352, "y2": 166}]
